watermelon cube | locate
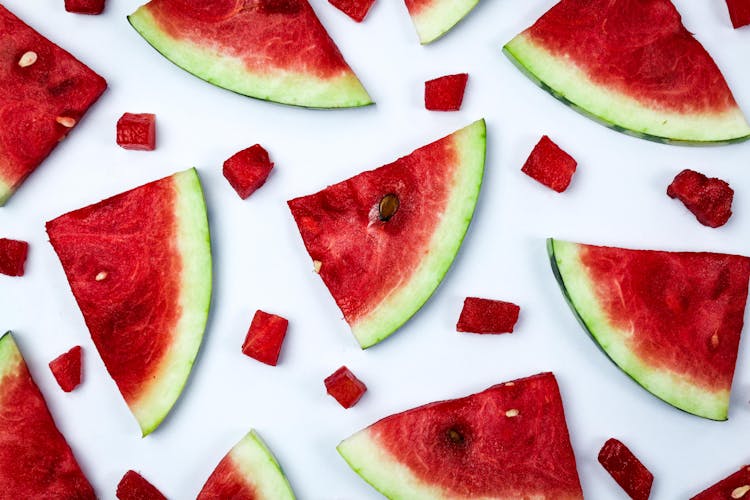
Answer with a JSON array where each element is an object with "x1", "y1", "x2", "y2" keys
[
  {"x1": 65, "y1": 0, "x2": 105, "y2": 14},
  {"x1": 223, "y1": 144, "x2": 274, "y2": 199},
  {"x1": 242, "y1": 310, "x2": 288, "y2": 366},
  {"x1": 456, "y1": 297, "x2": 520, "y2": 334},
  {"x1": 598, "y1": 438, "x2": 653, "y2": 500},
  {"x1": 116, "y1": 470, "x2": 166, "y2": 500},
  {"x1": 48, "y1": 346, "x2": 83, "y2": 393},
  {"x1": 522, "y1": 136, "x2": 577, "y2": 193},
  {"x1": 0, "y1": 238, "x2": 29, "y2": 277},
  {"x1": 325, "y1": 366, "x2": 366, "y2": 408},
  {"x1": 329, "y1": 0, "x2": 376, "y2": 22},
  {"x1": 424, "y1": 73, "x2": 469, "y2": 111},
  {"x1": 116, "y1": 113, "x2": 156, "y2": 151},
  {"x1": 691, "y1": 465, "x2": 750, "y2": 499},
  {"x1": 667, "y1": 169, "x2": 733, "y2": 228},
  {"x1": 726, "y1": 0, "x2": 750, "y2": 28}
]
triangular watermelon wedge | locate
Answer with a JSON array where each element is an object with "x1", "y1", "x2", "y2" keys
[
  {"x1": 288, "y1": 119, "x2": 486, "y2": 348},
  {"x1": 338, "y1": 372, "x2": 583, "y2": 499},
  {"x1": 404, "y1": 0, "x2": 481, "y2": 44},
  {"x1": 503, "y1": 0, "x2": 750, "y2": 145},
  {"x1": 548, "y1": 239, "x2": 750, "y2": 420},
  {"x1": 46, "y1": 168, "x2": 212, "y2": 436},
  {"x1": 0, "y1": 332, "x2": 95, "y2": 498},
  {"x1": 128, "y1": 0, "x2": 371, "y2": 109}
]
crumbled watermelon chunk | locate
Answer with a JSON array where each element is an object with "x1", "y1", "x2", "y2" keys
[
  {"x1": 424, "y1": 73, "x2": 469, "y2": 111},
  {"x1": 329, "y1": 0, "x2": 376, "y2": 22},
  {"x1": 598, "y1": 438, "x2": 653, "y2": 500},
  {"x1": 325, "y1": 366, "x2": 366, "y2": 408},
  {"x1": 242, "y1": 310, "x2": 288, "y2": 366},
  {"x1": 667, "y1": 169, "x2": 733, "y2": 228},
  {"x1": 116, "y1": 470, "x2": 166, "y2": 500},
  {"x1": 48, "y1": 346, "x2": 82, "y2": 393},
  {"x1": 456, "y1": 297, "x2": 520, "y2": 334},
  {"x1": 0, "y1": 238, "x2": 29, "y2": 277},
  {"x1": 116, "y1": 113, "x2": 156, "y2": 151},
  {"x1": 223, "y1": 144, "x2": 274, "y2": 199},
  {"x1": 522, "y1": 135, "x2": 577, "y2": 192},
  {"x1": 726, "y1": 0, "x2": 750, "y2": 28},
  {"x1": 690, "y1": 465, "x2": 750, "y2": 499},
  {"x1": 65, "y1": 0, "x2": 105, "y2": 14}
]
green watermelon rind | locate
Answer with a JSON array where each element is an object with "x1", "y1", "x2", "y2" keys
[
  {"x1": 503, "y1": 35, "x2": 750, "y2": 146},
  {"x1": 127, "y1": 7, "x2": 372, "y2": 109},
  {"x1": 547, "y1": 238, "x2": 730, "y2": 421},
  {"x1": 351, "y1": 119, "x2": 486, "y2": 349},
  {"x1": 0, "y1": 179, "x2": 12, "y2": 207},
  {"x1": 408, "y1": 0, "x2": 480, "y2": 45},
  {"x1": 0, "y1": 332, "x2": 22, "y2": 383}
]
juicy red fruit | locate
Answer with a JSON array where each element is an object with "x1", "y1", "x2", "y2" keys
[
  {"x1": 325, "y1": 366, "x2": 366, "y2": 408},
  {"x1": 116, "y1": 470, "x2": 166, "y2": 500},
  {"x1": 424, "y1": 73, "x2": 468, "y2": 111},
  {"x1": 726, "y1": 0, "x2": 750, "y2": 29},
  {"x1": 117, "y1": 113, "x2": 156, "y2": 151},
  {"x1": 456, "y1": 297, "x2": 520, "y2": 334},
  {"x1": 0, "y1": 238, "x2": 28, "y2": 277},
  {"x1": 598, "y1": 438, "x2": 653, "y2": 500},
  {"x1": 522, "y1": 135, "x2": 577, "y2": 192},
  {"x1": 223, "y1": 144, "x2": 274, "y2": 199},
  {"x1": 242, "y1": 310, "x2": 288, "y2": 366},
  {"x1": 65, "y1": 0, "x2": 105, "y2": 14},
  {"x1": 691, "y1": 465, "x2": 750, "y2": 499},
  {"x1": 667, "y1": 169, "x2": 733, "y2": 228},
  {"x1": 49, "y1": 346, "x2": 83, "y2": 393},
  {"x1": 329, "y1": 0, "x2": 375, "y2": 22}
]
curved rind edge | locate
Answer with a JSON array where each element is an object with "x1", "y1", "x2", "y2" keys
[{"x1": 411, "y1": 0, "x2": 481, "y2": 45}]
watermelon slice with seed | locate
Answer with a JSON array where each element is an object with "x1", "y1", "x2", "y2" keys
[
  {"x1": 288, "y1": 120, "x2": 486, "y2": 348},
  {"x1": 46, "y1": 168, "x2": 212, "y2": 435},
  {"x1": 691, "y1": 465, "x2": 750, "y2": 499},
  {"x1": 0, "y1": 332, "x2": 95, "y2": 498},
  {"x1": 128, "y1": 0, "x2": 371, "y2": 109},
  {"x1": 548, "y1": 239, "x2": 750, "y2": 420},
  {"x1": 404, "y1": 0, "x2": 480, "y2": 44},
  {"x1": 503, "y1": 0, "x2": 750, "y2": 145},
  {"x1": 338, "y1": 372, "x2": 583, "y2": 498}
]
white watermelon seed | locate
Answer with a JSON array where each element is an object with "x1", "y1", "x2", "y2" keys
[
  {"x1": 504, "y1": 382, "x2": 515, "y2": 386},
  {"x1": 313, "y1": 260, "x2": 322, "y2": 273},
  {"x1": 95, "y1": 272, "x2": 107, "y2": 281},
  {"x1": 732, "y1": 486, "x2": 750, "y2": 498},
  {"x1": 56, "y1": 116, "x2": 76, "y2": 128},
  {"x1": 18, "y1": 51, "x2": 38, "y2": 67},
  {"x1": 505, "y1": 409, "x2": 519, "y2": 417}
]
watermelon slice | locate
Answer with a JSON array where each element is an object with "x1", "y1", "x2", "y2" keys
[
  {"x1": 424, "y1": 73, "x2": 469, "y2": 111},
  {"x1": 691, "y1": 465, "x2": 750, "y2": 499},
  {"x1": 324, "y1": 366, "x2": 367, "y2": 408},
  {"x1": 241, "y1": 310, "x2": 289, "y2": 366},
  {"x1": 0, "y1": 5, "x2": 107, "y2": 205},
  {"x1": 338, "y1": 372, "x2": 583, "y2": 498},
  {"x1": 223, "y1": 144, "x2": 274, "y2": 199},
  {"x1": 117, "y1": 113, "x2": 157, "y2": 151},
  {"x1": 598, "y1": 438, "x2": 653, "y2": 500},
  {"x1": 404, "y1": 0, "x2": 481, "y2": 44},
  {"x1": 0, "y1": 332, "x2": 95, "y2": 498},
  {"x1": 288, "y1": 119, "x2": 486, "y2": 348},
  {"x1": 197, "y1": 429, "x2": 295, "y2": 499},
  {"x1": 503, "y1": 0, "x2": 750, "y2": 145},
  {"x1": 128, "y1": 0, "x2": 371, "y2": 109},
  {"x1": 0, "y1": 237, "x2": 29, "y2": 277},
  {"x1": 46, "y1": 168, "x2": 212, "y2": 435},
  {"x1": 49, "y1": 345, "x2": 83, "y2": 393},
  {"x1": 521, "y1": 135, "x2": 577, "y2": 193},
  {"x1": 116, "y1": 470, "x2": 166, "y2": 500},
  {"x1": 548, "y1": 239, "x2": 750, "y2": 420},
  {"x1": 456, "y1": 297, "x2": 520, "y2": 334}
]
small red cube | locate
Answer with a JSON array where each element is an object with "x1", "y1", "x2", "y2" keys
[
  {"x1": 117, "y1": 113, "x2": 156, "y2": 151},
  {"x1": 329, "y1": 0, "x2": 376, "y2": 22},
  {"x1": 0, "y1": 238, "x2": 29, "y2": 277},
  {"x1": 726, "y1": 0, "x2": 750, "y2": 28},
  {"x1": 242, "y1": 310, "x2": 289, "y2": 366},
  {"x1": 116, "y1": 470, "x2": 166, "y2": 500},
  {"x1": 598, "y1": 438, "x2": 654, "y2": 500},
  {"x1": 223, "y1": 144, "x2": 274, "y2": 199},
  {"x1": 424, "y1": 73, "x2": 469, "y2": 111},
  {"x1": 65, "y1": 0, "x2": 105, "y2": 14},
  {"x1": 667, "y1": 169, "x2": 733, "y2": 228},
  {"x1": 49, "y1": 346, "x2": 83, "y2": 393},
  {"x1": 325, "y1": 366, "x2": 366, "y2": 409},
  {"x1": 521, "y1": 135, "x2": 577, "y2": 192},
  {"x1": 691, "y1": 464, "x2": 750, "y2": 499},
  {"x1": 456, "y1": 297, "x2": 520, "y2": 334}
]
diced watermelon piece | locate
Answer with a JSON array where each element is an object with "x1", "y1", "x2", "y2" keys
[
  {"x1": 48, "y1": 346, "x2": 82, "y2": 393},
  {"x1": 522, "y1": 136, "x2": 577, "y2": 193},
  {"x1": 329, "y1": 0, "x2": 376, "y2": 22},
  {"x1": 325, "y1": 366, "x2": 366, "y2": 408},
  {"x1": 424, "y1": 73, "x2": 468, "y2": 111},
  {"x1": 690, "y1": 465, "x2": 750, "y2": 499},
  {"x1": 242, "y1": 310, "x2": 289, "y2": 366},
  {"x1": 726, "y1": 0, "x2": 750, "y2": 29},
  {"x1": 116, "y1": 113, "x2": 156, "y2": 151},
  {"x1": 116, "y1": 470, "x2": 166, "y2": 500},
  {"x1": 456, "y1": 297, "x2": 520, "y2": 334},
  {"x1": 0, "y1": 238, "x2": 28, "y2": 277},
  {"x1": 65, "y1": 0, "x2": 105, "y2": 15},
  {"x1": 598, "y1": 438, "x2": 653, "y2": 500},
  {"x1": 667, "y1": 169, "x2": 733, "y2": 228},
  {"x1": 223, "y1": 145, "x2": 274, "y2": 199}
]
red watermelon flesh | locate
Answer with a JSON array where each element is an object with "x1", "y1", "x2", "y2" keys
[
  {"x1": 117, "y1": 113, "x2": 156, "y2": 151},
  {"x1": 522, "y1": 135, "x2": 577, "y2": 193},
  {"x1": 324, "y1": 366, "x2": 367, "y2": 408},
  {"x1": 0, "y1": 5, "x2": 106, "y2": 205},
  {"x1": 241, "y1": 310, "x2": 288, "y2": 366},
  {"x1": 667, "y1": 169, "x2": 734, "y2": 228},
  {"x1": 691, "y1": 465, "x2": 750, "y2": 499},
  {"x1": 49, "y1": 345, "x2": 83, "y2": 393},
  {"x1": 329, "y1": 0, "x2": 376, "y2": 22},
  {"x1": 726, "y1": 0, "x2": 750, "y2": 29},
  {"x1": 598, "y1": 438, "x2": 653, "y2": 500},
  {"x1": 0, "y1": 332, "x2": 95, "y2": 498},
  {"x1": 456, "y1": 297, "x2": 520, "y2": 334},
  {"x1": 223, "y1": 144, "x2": 274, "y2": 199},
  {"x1": 65, "y1": 0, "x2": 105, "y2": 15},
  {"x1": 116, "y1": 470, "x2": 166, "y2": 500},
  {"x1": 424, "y1": 73, "x2": 469, "y2": 111},
  {"x1": 0, "y1": 237, "x2": 29, "y2": 276},
  {"x1": 337, "y1": 372, "x2": 583, "y2": 498}
]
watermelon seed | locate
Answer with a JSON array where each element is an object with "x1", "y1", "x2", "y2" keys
[
  {"x1": 505, "y1": 409, "x2": 519, "y2": 417},
  {"x1": 56, "y1": 116, "x2": 76, "y2": 128},
  {"x1": 313, "y1": 260, "x2": 322, "y2": 273},
  {"x1": 378, "y1": 194, "x2": 399, "y2": 222},
  {"x1": 732, "y1": 486, "x2": 750, "y2": 498},
  {"x1": 18, "y1": 51, "x2": 38, "y2": 67},
  {"x1": 711, "y1": 333, "x2": 719, "y2": 349},
  {"x1": 504, "y1": 382, "x2": 515, "y2": 386},
  {"x1": 95, "y1": 272, "x2": 107, "y2": 281},
  {"x1": 446, "y1": 428, "x2": 465, "y2": 445}
]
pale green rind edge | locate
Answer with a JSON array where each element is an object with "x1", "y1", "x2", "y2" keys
[
  {"x1": 127, "y1": 7, "x2": 372, "y2": 109},
  {"x1": 410, "y1": 0, "x2": 480, "y2": 45},
  {"x1": 0, "y1": 332, "x2": 22, "y2": 383},
  {"x1": 131, "y1": 168, "x2": 212, "y2": 436},
  {"x1": 503, "y1": 34, "x2": 750, "y2": 146},
  {"x1": 0, "y1": 178, "x2": 12, "y2": 207},
  {"x1": 226, "y1": 429, "x2": 296, "y2": 499},
  {"x1": 351, "y1": 119, "x2": 487, "y2": 349},
  {"x1": 548, "y1": 238, "x2": 729, "y2": 421}
]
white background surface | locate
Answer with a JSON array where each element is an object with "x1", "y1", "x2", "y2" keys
[{"x1": 1, "y1": 0, "x2": 749, "y2": 498}]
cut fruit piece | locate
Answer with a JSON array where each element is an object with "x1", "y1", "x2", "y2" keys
[
  {"x1": 49, "y1": 346, "x2": 83, "y2": 393},
  {"x1": 503, "y1": 0, "x2": 750, "y2": 144},
  {"x1": 128, "y1": 0, "x2": 371, "y2": 108},
  {"x1": 521, "y1": 135, "x2": 577, "y2": 193},
  {"x1": 117, "y1": 113, "x2": 156, "y2": 151},
  {"x1": 0, "y1": 332, "x2": 95, "y2": 498},
  {"x1": 0, "y1": 5, "x2": 107, "y2": 205},
  {"x1": 424, "y1": 73, "x2": 468, "y2": 111},
  {"x1": 288, "y1": 119, "x2": 486, "y2": 348},
  {"x1": 691, "y1": 465, "x2": 750, "y2": 499},
  {"x1": 726, "y1": 0, "x2": 750, "y2": 29},
  {"x1": 456, "y1": 297, "x2": 520, "y2": 334},
  {"x1": 404, "y1": 0, "x2": 480, "y2": 44},
  {"x1": 329, "y1": 0, "x2": 376, "y2": 22},
  {"x1": 338, "y1": 372, "x2": 583, "y2": 498},
  {"x1": 46, "y1": 168, "x2": 212, "y2": 435},
  {"x1": 241, "y1": 310, "x2": 289, "y2": 366},
  {"x1": 223, "y1": 144, "x2": 274, "y2": 199},
  {"x1": 325, "y1": 366, "x2": 367, "y2": 408},
  {"x1": 548, "y1": 239, "x2": 750, "y2": 420},
  {"x1": 116, "y1": 470, "x2": 166, "y2": 500},
  {"x1": 65, "y1": 0, "x2": 105, "y2": 14},
  {"x1": 0, "y1": 238, "x2": 29, "y2": 276},
  {"x1": 667, "y1": 169, "x2": 733, "y2": 228},
  {"x1": 598, "y1": 438, "x2": 653, "y2": 500},
  {"x1": 197, "y1": 429, "x2": 295, "y2": 499}
]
